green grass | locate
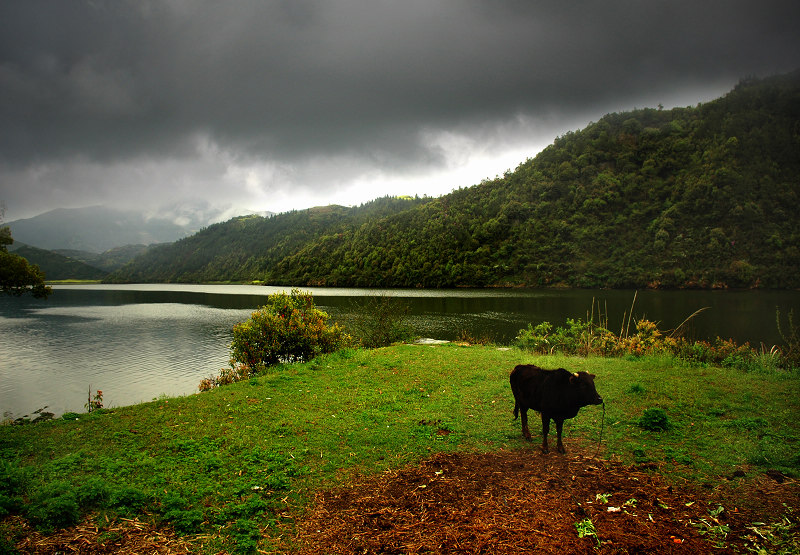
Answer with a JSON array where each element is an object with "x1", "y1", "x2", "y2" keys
[{"x1": 1, "y1": 345, "x2": 798, "y2": 552}]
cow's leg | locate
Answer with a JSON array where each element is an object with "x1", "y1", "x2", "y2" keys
[
  {"x1": 541, "y1": 414, "x2": 550, "y2": 454},
  {"x1": 555, "y1": 418, "x2": 566, "y2": 453},
  {"x1": 520, "y1": 407, "x2": 532, "y2": 441}
]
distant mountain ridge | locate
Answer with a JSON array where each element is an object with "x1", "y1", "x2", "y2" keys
[
  {"x1": 13, "y1": 246, "x2": 109, "y2": 281},
  {"x1": 6, "y1": 206, "x2": 198, "y2": 253},
  {"x1": 52, "y1": 246, "x2": 151, "y2": 273},
  {"x1": 105, "y1": 71, "x2": 800, "y2": 289},
  {"x1": 5, "y1": 204, "x2": 271, "y2": 254}
]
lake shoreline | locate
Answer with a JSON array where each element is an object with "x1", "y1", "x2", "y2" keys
[{"x1": 3, "y1": 284, "x2": 799, "y2": 420}]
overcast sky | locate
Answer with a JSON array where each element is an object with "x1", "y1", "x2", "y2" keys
[{"x1": 1, "y1": 0, "x2": 798, "y2": 222}]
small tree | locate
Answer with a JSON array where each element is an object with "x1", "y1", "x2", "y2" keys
[
  {"x1": 230, "y1": 289, "x2": 351, "y2": 371},
  {"x1": 0, "y1": 206, "x2": 52, "y2": 299}
]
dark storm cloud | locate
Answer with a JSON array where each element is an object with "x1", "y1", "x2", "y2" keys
[{"x1": 1, "y1": 0, "x2": 799, "y2": 219}]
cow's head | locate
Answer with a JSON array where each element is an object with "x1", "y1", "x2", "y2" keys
[{"x1": 569, "y1": 371, "x2": 603, "y2": 405}]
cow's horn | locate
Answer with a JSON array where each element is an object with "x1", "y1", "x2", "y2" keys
[{"x1": 573, "y1": 372, "x2": 579, "y2": 377}]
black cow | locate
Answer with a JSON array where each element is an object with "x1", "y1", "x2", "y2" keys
[{"x1": 510, "y1": 364, "x2": 603, "y2": 454}]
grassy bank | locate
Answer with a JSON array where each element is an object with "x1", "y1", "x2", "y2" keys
[{"x1": 2, "y1": 344, "x2": 798, "y2": 552}]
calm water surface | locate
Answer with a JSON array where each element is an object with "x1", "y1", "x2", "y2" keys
[{"x1": 2, "y1": 284, "x2": 798, "y2": 418}]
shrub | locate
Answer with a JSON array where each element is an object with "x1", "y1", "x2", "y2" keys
[
  {"x1": 348, "y1": 293, "x2": 414, "y2": 348},
  {"x1": 159, "y1": 493, "x2": 204, "y2": 534},
  {"x1": 230, "y1": 518, "x2": 261, "y2": 553},
  {"x1": 515, "y1": 322, "x2": 553, "y2": 353},
  {"x1": 230, "y1": 289, "x2": 352, "y2": 370},
  {"x1": 110, "y1": 487, "x2": 150, "y2": 515},
  {"x1": 515, "y1": 318, "x2": 614, "y2": 355},
  {"x1": 714, "y1": 337, "x2": 754, "y2": 368},
  {"x1": 618, "y1": 319, "x2": 662, "y2": 357},
  {"x1": 0, "y1": 460, "x2": 27, "y2": 498},
  {"x1": 76, "y1": 477, "x2": 111, "y2": 509},
  {"x1": 549, "y1": 318, "x2": 592, "y2": 355},
  {"x1": 85, "y1": 389, "x2": 103, "y2": 412},
  {"x1": 639, "y1": 408, "x2": 671, "y2": 431},
  {"x1": 751, "y1": 344, "x2": 784, "y2": 373},
  {"x1": 0, "y1": 461, "x2": 27, "y2": 518},
  {"x1": 456, "y1": 329, "x2": 495, "y2": 345},
  {"x1": 202, "y1": 290, "x2": 353, "y2": 390},
  {"x1": 27, "y1": 482, "x2": 80, "y2": 531}
]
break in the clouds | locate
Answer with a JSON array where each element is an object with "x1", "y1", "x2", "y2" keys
[{"x1": 1, "y1": 0, "x2": 799, "y2": 221}]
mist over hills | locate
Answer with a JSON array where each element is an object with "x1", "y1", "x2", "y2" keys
[
  {"x1": 3, "y1": 201, "x2": 276, "y2": 254},
  {"x1": 41, "y1": 72, "x2": 800, "y2": 288},
  {"x1": 5, "y1": 205, "x2": 203, "y2": 253}
]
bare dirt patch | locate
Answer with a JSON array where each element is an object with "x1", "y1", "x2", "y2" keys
[
  {"x1": 6, "y1": 445, "x2": 797, "y2": 553},
  {"x1": 294, "y1": 445, "x2": 798, "y2": 554}
]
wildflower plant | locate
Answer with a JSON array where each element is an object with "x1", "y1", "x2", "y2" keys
[{"x1": 85, "y1": 389, "x2": 103, "y2": 413}]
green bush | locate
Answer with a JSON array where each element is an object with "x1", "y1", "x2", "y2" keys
[
  {"x1": 76, "y1": 477, "x2": 111, "y2": 509},
  {"x1": 110, "y1": 487, "x2": 150, "y2": 515},
  {"x1": 159, "y1": 493, "x2": 204, "y2": 534},
  {"x1": 549, "y1": 318, "x2": 594, "y2": 354},
  {"x1": 639, "y1": 408, "x2": 671, "y2": 431},
  {"x1": 0, "y1": 460, "x2": 27, "y2": 498},
  {"x1": 515, "y1": 321, "x2": 553, "y2": 353},
  {"x1": 27, "y1": 482, "x2": 80, "y2": 531},
  {"x1": 230, "y1": 518, "x2": 261, "y2": 554},
  {"x1": 515, "y1": 318, "x2": 616, "y2": 356},
  {"x1": 348, "y1": 293, "x2": 414, "y2": 348},
  {"x1": 229, "y1": 289, "x2": 352, "y2": 372},
  {"x1": 215, "y1": 496, "x2": 270, "y2": 524},
  {"x1": 0, "y1": 461, "x2": 27, "y2": 518}
]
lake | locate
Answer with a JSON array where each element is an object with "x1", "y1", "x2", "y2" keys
[{"x1": 2, "y1": 284, "x2": 798, "y2": 419}]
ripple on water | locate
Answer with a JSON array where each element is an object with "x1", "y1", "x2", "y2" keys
[{"x1": 0, "y1": 302, "x2": 251, "y2": 417}]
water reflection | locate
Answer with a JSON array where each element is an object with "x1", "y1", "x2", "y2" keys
[{"x1": 1, "y1": 296, "x2": 251, "y2": 419}]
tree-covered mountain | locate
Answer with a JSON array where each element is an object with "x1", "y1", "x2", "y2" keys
[
  {"x1": 106, "y1": 197, "x2": 432, "y2": 283},
  {"x1": 52, "y1": 245, "x2": 151, "y2": 273},
  {"x1": 107, "y1": 71, "x2": 800, "y2": 289},
  {"x1": 14, "y1": 246, "x2": 109, "y2": 281}
]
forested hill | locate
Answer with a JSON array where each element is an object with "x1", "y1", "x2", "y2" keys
[{"x1": 107, "y1": 71, "x2": 800, "y2": 289}]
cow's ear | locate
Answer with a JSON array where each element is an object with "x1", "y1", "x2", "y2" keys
[{"x1": 589, "y1": 373, "x2": 596, "y2": 378}]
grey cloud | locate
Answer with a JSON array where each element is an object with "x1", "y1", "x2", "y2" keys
[{"x1": 1, "y1": 0, "x2": 799, "y2": 218}]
